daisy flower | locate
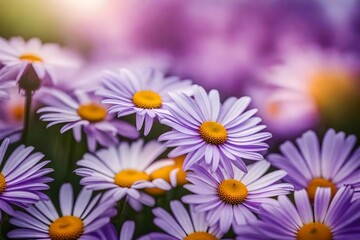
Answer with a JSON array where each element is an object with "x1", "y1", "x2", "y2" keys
[
  {"x1": 248, "y1": 47, "x2": 359, "y2": 137},
  {"x1": 145, "y1": 155, "x2": 187, "y2": 196},
  {"x1": 159, "y1": 85, "x2": 271, "y2": 173},
  {"x1": 97, "y1": 68, "x2": 192, "y2": 135},
  {"x1": 182, "y1": 161, "x2": 293, "y2": 232},
  {"x1": 0, "y1": 87, "x2": 24, "y2": 142},
  {"x1": 96, "y1": 221, "x2": 135, "y2": 240},
  {"x1": 146, "y1": 200, "x2": 225, "y2": 240},
  {"x1": 8, "y1": 183, "x2": 116, "y2": 239},
  {"x1": 0, "y1": 138, "x2": 53, "y2": 220},
  {"x1": 268, "y1": 129, "x2": 360, "y2": 202},
  {"x1": 75, "y1": 139, "x2": 173, "y2": 211},
  {"x1": 0, "y1": 37, "x2": 81, "y2": 85},
  {"x1": 237, "y1": 185, "x2": 360, "y2": 239},
  {"x1": 37, "y1": 89, "x2": 139, "y2": 152}
]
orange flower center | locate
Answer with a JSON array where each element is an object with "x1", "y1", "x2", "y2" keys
[
  {"x1": 146, "y1": 155, "x2": 187, "y2": 196},
  {"x1": 0, "y1": 173, "x2": 6, "y2": 194},
  {"x1": 132, "y1": 90, "x2": 162, "y2": 109},
  {"x1": 49, "y1": 216, "x2": 84, "y2": 240},
  {"x1": 183, "y1": 232, "x2": 218, "y2": 240},
  {"x1": 77, "y1": 103, "x2": 107, "y2": 123},
  {"x1": 114, "y1": 169, "x2": 150, "y2": 188},
  {"x1": 307, "y1": 178, "x2": 337, "y2": 202},
  {"x1": 199, "y1": 121, "x2": 227, "y2": 145},
  {"x1": 19, "y1": 53, "x2": 43, "y2": 63},
  {"x1": 218, "y1": 179, "x2": 248, "y2": 205},
  {"x1": 297, "y1": 222, "x2": 332, "y2": 240}
]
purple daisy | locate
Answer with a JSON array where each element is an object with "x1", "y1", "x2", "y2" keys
[
  {"x1": 145, "y1": 200, "x2": 225, "y2": 240},
  {"x1": 0, "y1": 37, "x2": 82, "y2": 85},
  {"x1": 8, "y1": 183, "x2": 116, "y2": 240},
  {"x1": 97, "y1": 68, "x2": 192, "y2": 135},
  {"x1": 182, "y1": 161, "x2": 293, "y2": 232},
  {"x1": 159, "y1": 85, "x2": 271, "y2": 172},
  {"x1": 96, "y1": 221, "x2": 135, "y2": 240},
  {"x1": 0, "y1": 138, "x2": 53, "y2": 220},
  {"x1": 75, "y1": 139, "x2": 173, "y2": 211},
  {"x1": 237, "y1": 185, "x2": 360, "y2": 239},
  {"x1": 37, "y1": 89, "x2": 139, "y2": 152},
  {"x1": 268, "y1": 129, "x2": 360, "y2": 202}
]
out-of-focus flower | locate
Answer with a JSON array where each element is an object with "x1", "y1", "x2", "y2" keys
[
  {"x1": 237, "y1": 186, "x2": 360, "y2": 239},
  {"x1": 37, "y1": 89, "x2": 139, "y2": 152},
  {"x1": 249, "y1": 47, "x2": 360, "y2": 137},
  {"x1": 96, "y1": 221, "x2": 135, "y2": 240},
  {"x1": 0, "y1": 37, "x2": 82, "y2": 85},
  {"x1": 0, "y1": 87, "x2": 24, "y2": 142},
  {"x1": 0, "y1": 138, "x2": 53, "y2": 220},
  {"x1": 8, "y1": 183, "x2": 116, "y2": 239},
  {"x1": 75, "y1": 139, "x2": 173, "y2": 211},
  {"x1": 268, "y1": 129, "x2": 360, "y2": 202},
  {"x1": 159, "y1": 85, "x2": 271, "y2": 173},
  {"x1": 98, "y1": 68, "x2": 192, "y2": 136},
  {"x1": 182, "y1": 161, "x2": 293, "y2": 233},
  {"x1": 145, "y1": 155, "x2": 187, "y2": 196},
  {"x1": 0, "y1": 78, "x2": 15, "y2": 99},
  {"x1": 145, "y1": 200, "x2": 225, "y2": 240},
  {"x1": 57, "y1": 0, "x2": 340, "y2": 97}
]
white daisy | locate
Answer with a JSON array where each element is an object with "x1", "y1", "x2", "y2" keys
[
  {"x1": 75, "y1": 139, "x2": 173, "y2": 211},
  {"x1": 97, "y1": 68, "x2": 192, "y2": 135},
  {"x1": 0, "y1": 37, "x2": 82, "y2": 85}
]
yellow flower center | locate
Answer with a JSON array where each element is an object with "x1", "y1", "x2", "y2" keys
[
  {"x1": 77, "y1": 103, "x2": 107, "y2": 123},
  {"x1": 199, "y1": 121, "x2": 227, "y2": 145},
  {"x1": 0, "y1": 173, "x2": 6, "y2": 194},
  {"x1": 114, "y1": 169, "x2": 150, "y2": 188},
  {"x1": 297, "y1": 222, "x2": 332, "y2": 240},
  {"x1": 218, "y1": 179, "x2": 248, "y2": 205},
  {"x1": 49, "y1": 216, "x2": 84, "y2": 240},
  {"x1": 307, "y1": 178, "x2": 337, "y2": 202},
  {"x1": 10, "y1": 104, "x2": 24, "y2": 122},
  {"x1": 132, "y1": 90, "x2": 162, "y2": 109},
  {"x1": 19, "y1": 53, "x2": 43, "y2": 63},
  {"x1": 309, "y1": 70, "x2": 355, "y2": 102},
  {"x1": 183, "y1": 232, "x2": 218, "y2": 240},
  {"x1": 146, "y1": 155, "x2": 187, "y2": 196}
]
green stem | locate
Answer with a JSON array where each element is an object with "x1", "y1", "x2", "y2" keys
[
  {"x1": 66, "y1": 135, "x2": 76, "y2": 181},
  {"x1": 22, "y1": 89, "x2": 32, "y2": 144}
]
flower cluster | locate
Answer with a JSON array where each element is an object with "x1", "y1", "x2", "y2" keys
[{"x1": 0, "y1": 33, "x2": 359, "y2": 240}]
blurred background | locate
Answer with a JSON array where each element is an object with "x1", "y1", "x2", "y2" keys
[{"x1": 1, "y1": 0, "x2": 359, "y2": 142}]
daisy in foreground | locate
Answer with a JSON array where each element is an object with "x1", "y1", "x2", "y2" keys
[
  {"x1": 145, "y1": 200, "x2": 225, "y2": 240},
  {"x1": 0, "y1": 138, "x2": 53, "y2": 220},
  {"x1": 75, "y1": 139, "x2": 173, "y2": 211},
  {"x1": 159, "y1": 85, "x2": 271, "y2": 172},
  {"x1": 182, "y1": 161, "x2": 293, "y2": 232},
  {"x1": 268, "y1": 129, "x2": 360, "y2": 202},
  {"x1": 97, "y1": 68, "x2": 192, "y2": 135},
  {"x1": 237, "y1": 185, "x2": 360, "y2": 240},
  {"x1": 8, "y1": 183, "x2": 116, "y2": 239},
  {"x1": 0, "y1": 37, "x2": 81, "y2": 85},
  {"x1": 38, "y1": 89, "x2": 139, "y2": 152}
]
